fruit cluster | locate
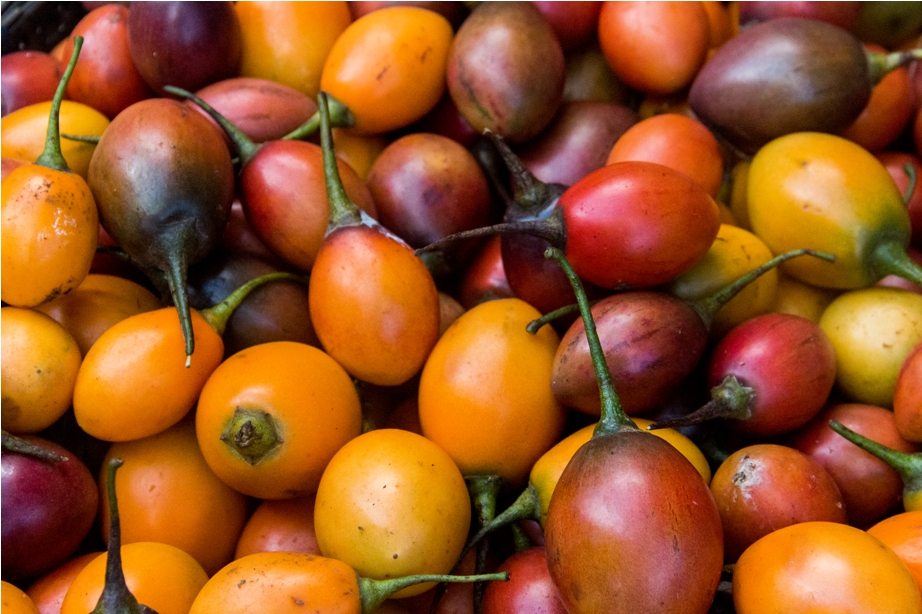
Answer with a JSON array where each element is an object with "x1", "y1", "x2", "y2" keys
[{"x1": 2, "y1": 2, "x2": 922, "y2": 614}]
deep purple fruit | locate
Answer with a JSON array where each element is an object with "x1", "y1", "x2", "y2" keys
[{"x1": 1, "y1": 435, "x2": 99, "y2": 580}]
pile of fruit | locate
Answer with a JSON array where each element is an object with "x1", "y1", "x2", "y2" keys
[{"x1": 3, "y1": 2, "x2": 922, "y2": 613}]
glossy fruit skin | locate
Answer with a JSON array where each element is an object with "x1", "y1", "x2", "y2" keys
[
  {"x1": 366, "y1": 132, "x2": 492, "y2": 251},
  {"x1": 551, "y1": 291, "x2": 709, "y2": 416},
  {"x1": 59, "y1": 4, "x2": 155, "y2": 118},
  {"x1": 788, "y1": 403, "x2": 920, "y2": 527},
  {"x1": 710, "y1": 444, "x2": 847, "y2": 562},
  {"x1": 690, "y1": 18, "x2": 871, "y2": 155},
  {"x1": 747, "y1": 132, "x2": 911, "y2": 289},
  {"x1": 192, "y1": 77, "x2": 317, "y2": 144},
  {"x1": 314, "y1": 429, "x2": 471, "y2": 598},
  {"x1": 447, "y1": 1, "x2": 565, "y2": 143},
  {"x1": 87, "y1": 97, "x2": 235, "y2": 286},
  {"x1": 34, "y1": 273, "x2": 162, "y2": 357},
  {"x1": 481, "y1": 547, "x2": 567, "y2": 614},
  {"x1": 72, "y1": 307, "x2": 224, "y2": 442},
  {"x1": 308, "y1": 225, "x2": 440, "y2": 386},
  {"x1": 707, "y1": 313, "x2": 837, "y2": 437},
  {"x1": 878, "y1": 151, "x2": 922, "y2": 251},
  {"x1": 459, "y1": 235, "x2": 516, "y2": 310},
  {"x1": 187, "y1": 251, "x2": 319, "y2": 357},
  {"x1": 189, "y1": 552, "x2": 361, "y2": 614},
  {"x1": 544, "y1": 431, "x2": 724, "y2": 614},
  {"x1": 732, "y1": 521, "x2": 922, "y2": 614},
  {"x1": 127, "y1": 1, "x2": 242, "y2": 95},
  {"x1": 1, "y1": 582, "x2": 40, "y2": 614},
  {"x1": 867, "y1": 511, "x2": 922, "y2": 594},
  {"x1": 597, "y1": 1, "x2": 711, "y2": 96},
  {"x1": 235, "y1": 1, "x2": 352, "y2": 98},
  {"x1": 1, "y1": 307, "x2": 83, "y2": 434},
  {"x1": 98, "y1": 418, "x2": 250, "y2": 576},
  {"x1": 239, "y1": 139, "x2": 377, "y2": 272},
  {"x1": 0, "y1": 51, "x2": 61, "y2": 118},
  {"x1": 894, "y1": 341, "x2": 922, "y2": 442},
  {"x1": 60, "y1": 542, "x2": 209, "y2": 614},
  {"x1": 1, "y1": 162, "x2": 99, "y2": 309},
  {"x1": 321, "y1": 6, "x2": 454, "y2": 135},
  {"x1": 417, "y1": 298, "x2": 568, "y2": 488},
  {"x1": 195, "y1": 341, "x2": 362, "y2": 500},
  {"x1": 841, "y1": 43, "x2": 914, "y2": 153},
  {"x1": 559, "y1": 160, "x2": 721, "y2": 290},
  {"x1": 24, "y1": 551, "x2": 100, "y2": 614},
  {"x1": 234, "y1": 495, "x2": 321, "y2": 559},
  {"x1": 606, "y1": 112, "x2": 724, "y2": 198},
  {"x1": 0, "y1": 100, "x2": 109, "y2": 179},
  {"x1": 1, "y1": 437, "x2": 99, "y2": 581},
  {"x1": 665, "y1": 224, "x2": 779, "y2": 338},
  {"x1": 518, "y1": 100, "x2": 639, "y2": 188},
  {"x1": 819, "y1": 287, "x2": 922, "y2": 408}
]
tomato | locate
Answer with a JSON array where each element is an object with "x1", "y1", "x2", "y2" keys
[
  {"x1": 747, "y1": 131, "x2": 915, "y2": 289},
  {"x1": 234, "y1": 1, "x2": 352, "y2": 99},
  {"x1": 606, "y1": 112, "x2": 724, "y2": 198},
  {"x1": 1, "y1": 582, "x2": 40, "y2": 614},
  {"x1": 313, "y1": 428, "x2": 471, "y2": 598},
  {"x1": 665, "y1": 224, "x2": 779, "y2": 337},
  {"x1": 417, "y1": 298, "x2": 568, "y2": 488},
  {"x1": 234, "y1": 495, "x2": 321, "y2": 560},
  {"x1": 195, "y1": 341, "x2": 363, "y2": 500},
  {"x1": 867, "y1": 511, "x2": 922, "y2": 594},
  {"x1": 597, "y1": 1, "x2": 711, "y2": 95},
  {"x1": 98, "y1": 418, "x2": 250, "y2": 576},
  {"x1": 321, "y1": 7, "x2": 454, "y2": 135},
  {"x1": 819, "y1": 287, "x2": 922, "y2": 408},
  {"x1": 1, "y1": 307, "x2": 82, "y2": 434},
  {"x1": 894, "y1": 341, "x2": 922, "y2": 442},
  {"x1": 60, "y1": 542, "x2": 208, "y2": 614},
  {"x1": 72, "y1": 307, "x2": 224, "y2": 442},
  {"x1": 34, "y1": 273, "x2": 162, "y2": 357},
  {"x1": 770, "y1": 273, "x2": 841, "y2": 323},
  {"x1": 24, "y1": 552, "x2": 100, "y2": 614},
  {"x1": 0, "y1": 101, "x2": 108, "y2": 180},
  {"x1": 840, "y1": 43, "x2": 914, "y2": 153},
  {"x1": 733, "y1": 521, "x2": 922, "y2": 614}
]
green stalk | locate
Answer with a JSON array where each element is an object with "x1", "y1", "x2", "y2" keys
[
  {"x1": 36, "y1": 35, "x2": 83, "y2": 172},
  {"x1": 359, "y1": 571, "x2": 509, "y2": 613},
  {"x1": 200, "y1": 271, "x2": 305, "y2": 336},
  {"x1": 544, "y1": 247, "x2": 637, "y2": 438},
  {"x1": 690, "y1": 248, "x2": 834, "y2": 331}
]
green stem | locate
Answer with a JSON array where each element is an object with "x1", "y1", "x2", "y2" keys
[
  {"x1": 281, "y1": 94, "x2": 355, "y2": 140},
  {"x1": 645, "y1": 375, "x2": 755, "y2": 431},
  {"x1": 526, "y1": 299, "x2": 599, "y2": 334},
  {"x1": 220, "y1": 407, "x2": 283, "y2": 466},
  {"x1": 690, "y1": 248, "x2": 834, "y2": 331},
  {"x1": 62, "y1": 133, "x2": 101, "y2": 144},
  {"x1": 201, "y1": 272, "x2": 305, "y2": 336},
  {"x1": 91, "y1": 458, "x2": 157, "y2": 614},
  {"x1": 902, "y1": 163, "x2": 917, "y2": 205},
  {"x1": 35, "y1": 35, "x2": 83, "y2": 172},
  {"x1": 163, "y1": 85, "x2": 262, "y2": 165},
  {"x1": 415, "y1": 207, "x2": 567, "y2": 256},
  {"x1": 1, "y1": 430, "x2": 65, "y2": 462},
  {"x1": 318, "y1": 91, "x2": 364, "y2": 230},
  {"x1": 871, "y1": 240, "x2": 922, "y2": 286},
  {"x1": 359, "y1": 571, "x2": 509, "y2": 613},
  {"x1": 868, "y1": 48, "x2": 922, "y2": 85},
  {"x1": 467, "y1": 475, "x2": 502, "y2": 612},
  {"x1": 829, "y1": 419, "x2": 922, "y2": 501},
  {"x1": 510, "y1": 522, "x2": 535, "y2": 553},
  {"x1": 544, "y1": 247, "x2": 637, "y2": 437}
]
